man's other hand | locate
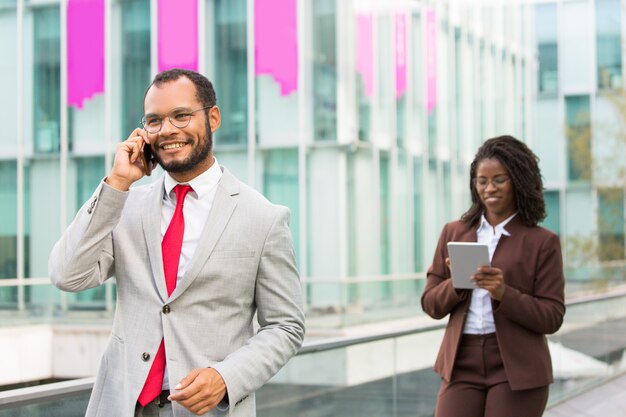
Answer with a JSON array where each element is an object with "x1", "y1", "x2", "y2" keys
[{"x1": 168, "y1": 367, "x2": 227, "y2": 415}]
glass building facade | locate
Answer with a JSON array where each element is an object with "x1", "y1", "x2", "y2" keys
[
  {"x1": 534, "y1": 0, "x2": 626, "y2": 290},
  {"x1": 0, "y1": 0, "x2": 535, "y2": 316},
  {"x1": 3, "y1": 2, "x2": 626, "y2": 410}
]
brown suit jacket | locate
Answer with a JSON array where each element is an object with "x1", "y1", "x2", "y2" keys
[{"x1": 421, "y1": 216, "x2": 565, "y2": 390}]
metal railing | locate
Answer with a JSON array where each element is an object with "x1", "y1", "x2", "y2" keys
[
  {"x1": 1, "y1": 321, "x2": 446, "y2": 410},
  {"x1": 2, "y1": 288, "x2": 626, "y2": 412}
]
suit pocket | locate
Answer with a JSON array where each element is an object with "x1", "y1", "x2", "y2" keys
[{"x1": 210, "y1": 250, "x2": 256, "y2": 259}]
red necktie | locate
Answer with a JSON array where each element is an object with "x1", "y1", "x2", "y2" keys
[{"x1": 138, "y1": 184, "x2": 192, "y2": 406}]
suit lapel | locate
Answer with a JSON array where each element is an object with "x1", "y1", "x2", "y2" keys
[
  {"x1": 141, "y1": 176, "x2": 168, "y2": 302},
  {"x1": 491, "y1": 214, "x2": 523, "y2": 269},
  {"x1": 169, "y1": 168, "x2": 239, "y2": 301}
]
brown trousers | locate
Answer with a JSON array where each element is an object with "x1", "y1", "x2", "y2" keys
[{"x1": 435, "y1": 333, "x2": 549, "y2": 417}]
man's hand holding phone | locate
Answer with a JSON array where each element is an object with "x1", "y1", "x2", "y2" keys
[
  {"x1": 138, "y1": 139, "x2": 155, "y2": 177},
  {"x1": 105, "y1": 129, "x2": 155, "y2": 191}
]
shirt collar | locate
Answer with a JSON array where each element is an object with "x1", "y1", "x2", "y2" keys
[
  {"x1": 477, "y1": 212, "x2": 517, "y2": 237},
  {"x1": 163, "y1": 157, "x2": 222, "y2": 200}
]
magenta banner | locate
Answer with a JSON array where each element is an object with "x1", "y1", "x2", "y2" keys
[
  {"x1": 425, "y1": 9, "x2": 437, "y2": 114},
  {"x1": 356, "y1": 13, "x2": 373, "y2": 97},
  {"x1": 395, "y1": 13, "x2": 407, "y2": 100},
  {"x1": 255, "y1": 0, "x2": 298, "y2": 95},
  {"x1": 158, "y1": 0, "x2": 198, "y2": 72},
  {"x1": 67, "y1": 0, "x2": 105, "y2": 109}
]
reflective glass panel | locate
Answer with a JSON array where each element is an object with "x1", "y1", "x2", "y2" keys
[
  {"x1": 535, "y1": 4, "x2": 558, "y2": 95},
  {"x1": 565, "y1": 95, "x2": 591, "y2": 183},
  {"x1": 0, "y1": 160, "x2": 18, "y2": 308},
  {"x1": 214, "y1": 0, "x2": 248, "y2": 145},
  {"x1": 542, "y1": 190, "x2": 561, "y2": 236},
  {"x1": 121, "y1": 0, "x2": 151, "y2": 136},
  {"x1": 312, "y1": 0, "x2": 337, "y2": 141},
  {"x1": 33, "y1": 6, "x2": 61, "y2": 155},
  {"x1": 262, "y1": 149, "x2": 300, "y2": 266},
  {"x1": 596, "y1": 0, "x2": 622, "y2": 89},
  {"x1": 598, "y1": 188, "x2": 625, "y2": 261}
]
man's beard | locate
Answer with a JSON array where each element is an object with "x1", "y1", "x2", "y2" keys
[{"x1": 155, "y1": 119, "x2": 213, "y2": 173}]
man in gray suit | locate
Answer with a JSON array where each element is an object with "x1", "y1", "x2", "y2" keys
[{"x1": 49, "y1": 69, "x2": 305, "y2": 417}]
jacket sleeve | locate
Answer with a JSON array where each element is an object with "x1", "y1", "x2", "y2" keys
[
  {"x1": 210, "y1": 206, "x2": 305, "y2": 409},
  {"x1": 421, "y1": 224, "x2": 470, "y2": 319},
  {"x1": 48, "y1": 182, "x2": 128, "y2": 292},
  {"x1": 494, "y1": 233, "x2": 565, "y2": 334}
]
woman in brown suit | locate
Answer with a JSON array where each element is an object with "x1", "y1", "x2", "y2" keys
[{"x1": 421, "y1": 135, "x2": 565, "y2": 417}]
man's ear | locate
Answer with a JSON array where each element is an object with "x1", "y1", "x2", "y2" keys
[{"x1": 209, "y1": 106, "x2": 221, "y2": 132}]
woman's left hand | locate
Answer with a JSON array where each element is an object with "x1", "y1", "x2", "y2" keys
[{"x1": 472, "y1": 266, "x2": 505, "y2": 301}]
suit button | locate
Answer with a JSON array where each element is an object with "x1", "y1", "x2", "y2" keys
[
  {"x1": 142, "y1": 352, "x2": 150, "y2": 362},
  {"x1": 162, "y1": 305, "x2": 170, "y2": 314}
]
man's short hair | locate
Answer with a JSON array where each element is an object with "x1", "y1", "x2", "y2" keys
[{"x1": 145, "y1": 68, "x2": 217, "y2": 108}]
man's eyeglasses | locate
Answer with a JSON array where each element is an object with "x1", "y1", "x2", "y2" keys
[
  {"x1": 472, "y1": 175, "x2": 511, "y2": 189},
  {"x1": 141, "y1": 106, "x2": 212, "y2": 134}
]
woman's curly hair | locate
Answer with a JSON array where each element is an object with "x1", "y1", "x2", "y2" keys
[{"x1": 461, "y1": 135, "x2": 546, "y2": 227}]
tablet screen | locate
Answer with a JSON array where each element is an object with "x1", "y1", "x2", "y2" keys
[{"x1": 447, "y1": 242, "x2": 490, "y2": 289}]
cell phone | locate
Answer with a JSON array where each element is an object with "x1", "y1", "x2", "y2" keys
[{"x1": 139, "y1": 142, "x2": 155, "y2": 176}]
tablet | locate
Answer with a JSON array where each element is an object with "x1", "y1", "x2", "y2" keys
[{"x1": 447, "y1": 242, "x2": 490, "y2": 289}]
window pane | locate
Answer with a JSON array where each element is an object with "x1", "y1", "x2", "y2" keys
[
  {"x1": 410, "y1": 11, "x2": 424, "y2": 150},
  {"x1": 413, "y1": 157, "x2": 423, "y2": 271},
  {"x1": 356, "y1": 13, "x2": 372, "y2": 141},
  {"x1": 396, "y1": 12, "x2": 407, "y2": 147},
  {"x1": 375, "y1": 14, "x2": 394, "y2": 147},
  {"x1": 347, "y1": 149, "x2": 377, "y2": 275},
  {"x1": 33, "y1": 6, "x2": 61, "y2": 155},
  {"x1": 0, "y1": 161, "x2": 18, "y2": 280},
  {"x1": 26, "y1": 160, "x2": 61, "y2": 279},
  {"x1": 0, "y1": 5, "x2": 18, "y2": 303},
  {"x1": 479, "y1": 41, "x2": 486, "y2": 140},
  {"x1": 521, "y1": 59, "x2": 527, "y2": 139},
  {"x1": 542, "y1": 190, "x2": 561, "y2": 236},
  {"x1": 596, "y1": 0, "x2": 622, "y2": 89},
  {"x1": 454, "y1": 28, "x2": 462, "y2": 157},
  {"x1": 442, "y1": 161, "x2": 452, "y2": 222},
  {"x1": 535, "y1": 4, "x2": 558, "y2": 95},
  {"x1": 379, "y1": 152, "x2": 391, "y2": 300},
  {"x1": 0, "y1": 6, "x2": 18, "y2": 156},
  {"x1": 312, "y1": 0, "x2": 337, "y2": 141},
  {"x1": 214, "y1": 0, "x2": 248, "y2": 145},
  {"x1": 598, "y1": 188, "x2": 625, "y2": 261},
  {"x1": 262, "y1": 149, "x2": 300, "y2": 266},
  {"x1": 565, "y1": 95, "x2": 591, "y2": 182},
  {"x1": 75, "y1": 157, "x2": 105, "y2": 211},
  {"x1": 395, "y1": 153, "x2": 411, "y2": 273},
  {"x1": 121, "y1": 0, "x2": 151, "y2": 136},
  {"x1": 380, "y1": 152, "x2": 390, "y2": 275},
  {"x1": 26, "y1": 284, "x2": 63, "y2": 313}
]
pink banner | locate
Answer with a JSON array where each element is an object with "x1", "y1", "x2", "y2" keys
[
  {"x1": 67, "y1": 0, "x2": 105, "y2": 109},
  {"x1": 425, "y1": 9, "x2": 437, "y2": 114},
  {"x1": 255, "y1": 0, "x2": 298, "y2": 95},
  {"x1": 395, "y1": 13, "x2": 407, "y2": 100},
  {"x1": 356, "y1": 14, "x2": 374, "y2": 97},
  {"x1": 158, "y1": 0, "x2": 198, "y2": 72}
]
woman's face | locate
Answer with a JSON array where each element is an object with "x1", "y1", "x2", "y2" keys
[{"x1": 475, "y1": 158, "x2": 517, "y2": 224}]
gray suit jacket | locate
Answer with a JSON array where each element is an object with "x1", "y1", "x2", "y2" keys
[{"x1": 49, "y1": 167, "x2": 305, "y2": 417}]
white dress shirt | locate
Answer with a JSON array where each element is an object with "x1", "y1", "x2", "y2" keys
[
  {"x1": 462, "y1": 212, "x2": 517, "y2": 335},
  {"x1": 161, "y1": 158, "x2": 222, "y2": 389},
  {"x1": 162, "y1": 158, "x2": 222, "y2": 287}
]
